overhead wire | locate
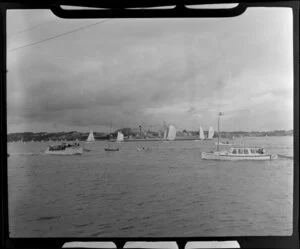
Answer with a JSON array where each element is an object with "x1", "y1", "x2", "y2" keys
[
  {"x1": 8, "y1": 19, "x2": 59, "y2": 38},
  {"x1": 8, "y1": 19, "x2": 110, "y2": 53}
]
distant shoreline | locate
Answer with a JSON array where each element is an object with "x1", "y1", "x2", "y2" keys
[{"x1": 7, "y1": 130, "x2": 293, "y2": 143}]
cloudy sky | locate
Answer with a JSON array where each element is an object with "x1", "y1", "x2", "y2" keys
[{"x1": 7, "y1": 7, "x2": 293, "y2": 133}]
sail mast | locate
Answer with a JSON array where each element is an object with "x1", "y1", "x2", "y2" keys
[
  {"x1": 217, "y1": 115, "x2": 220, "y2": 151},
  {"x1": 218, "y1": 112, "x2": 223, "y2": 151}
]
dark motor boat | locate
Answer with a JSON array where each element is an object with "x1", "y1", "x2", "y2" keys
[{"x1": 104, "y1": 148, "x2": 119, "y2": 151}]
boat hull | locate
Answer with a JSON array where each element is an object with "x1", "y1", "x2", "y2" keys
[
  {"x1": 215, "y1": 143, "x2": 232, "y2": 146},
  {"x1": 45, "y1": 147, "x2": 83, "y2": 155},
  {"x1": 105, "y1": 148, "x2": 119, "y2": 151},
  {"x1": 201, "y1": 152, "x2": 274, "y2": 161}
]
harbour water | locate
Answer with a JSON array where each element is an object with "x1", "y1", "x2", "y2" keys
[{"x1": 7, "y1": 136, "x2": 293, "y2": 237}]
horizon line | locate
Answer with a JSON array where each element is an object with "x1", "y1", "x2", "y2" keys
[{"x1": 7, "y1": 129, "x2": 294, "y2": 135}]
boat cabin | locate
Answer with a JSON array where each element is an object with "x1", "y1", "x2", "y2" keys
[
  {"x1": 48, "y1": 142, "x2": 80, "y2": 151},
  {"x1": 229, "y1": 147, "x2": 266, "y2": 155}
]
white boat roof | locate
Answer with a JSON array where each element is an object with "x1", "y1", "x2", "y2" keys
[{"x1": 231, "y1": 147, "x2": 264, "y2": 149}]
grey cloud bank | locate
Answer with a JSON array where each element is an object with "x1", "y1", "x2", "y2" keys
[{"x1": 7, "y1": 8, "x2": 293, "y2": 133}]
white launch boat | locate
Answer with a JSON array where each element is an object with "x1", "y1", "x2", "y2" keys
[
  {"x1": 45, "y1": 142, "x2": 83, "y2": 155},
  {"x1": 201, "y1": 147, "x2": 278, "y2": 161}
]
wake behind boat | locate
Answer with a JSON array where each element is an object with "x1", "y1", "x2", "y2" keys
[{"x1": 45, "y1": 142, "x2": 83, "y2": 155}]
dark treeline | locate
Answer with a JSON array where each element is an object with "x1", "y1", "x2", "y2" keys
[{"x1": 7, "y1": 128, "x2": 293, "y2": 142}]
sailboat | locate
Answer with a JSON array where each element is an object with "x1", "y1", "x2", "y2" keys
[
  {"x1": 161, "y1": 121, "x2": 168, "y2": 140},
  {"x1": 86, "y1": 130, "x2": 95, "y2": 143},
  {"x1": 194, "y1": 126, "x2": 205, "y2": 142},
  {"x1": 105, "y1": 131, "x2": 123, "y2": 151},
  {"x1": 202, "y1": 114, "x2": 277, "y2": 160},
  {"x1": 166, "y1": 125, "x2": 176, "y2": 141},
  {"x1": 199, "y1": 126, "x2": 205, "y2": 140},
  {"x1": 200, "y1": 112, "x2": 276, "y2": 160},
  {"x1": 207, "y1": 126, "x2": 214, "y2": 140},
  {"x1": 116, "y1": 131, "x2": 124, "y2": 142},
  {"x1": 163, "y1": 130, "x2": 167, "y2": 140}
]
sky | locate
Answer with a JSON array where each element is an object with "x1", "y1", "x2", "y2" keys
[{"x1": 6, "y1": 7, "x2": 293, "y2": 133}]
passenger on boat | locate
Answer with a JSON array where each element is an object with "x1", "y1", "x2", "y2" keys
[{"x1": 257, "y1": 148, "x2": 264, "y2": 154}]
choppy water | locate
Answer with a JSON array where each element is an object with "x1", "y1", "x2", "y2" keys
[{"x1": 7, "y1": 136, "x2": 293, "y2": 237}]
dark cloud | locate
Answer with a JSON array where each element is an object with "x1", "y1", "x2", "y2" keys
[{"x1": 7, "y1": 9, "x2": 293, "y2": 132}]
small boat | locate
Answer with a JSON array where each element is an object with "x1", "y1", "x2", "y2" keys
[
  {"x1": 215, "y1": 141, "x2": 232, "y2": 146},
  {"x1": 104, "y1": 148, "x2": 119, "y2": 152},
  {"x1": 137, "y1": 147, "x2": 150, "y2": 151},
  {"x1": 45, "y1": 142, "x2": 83, "y2": 155},
  {"x1": 105, "y1": 131, "x2": 123, "y2": 151},
  {"x1": 201, "y1": 147, "x2": 277, "y2": 161}
]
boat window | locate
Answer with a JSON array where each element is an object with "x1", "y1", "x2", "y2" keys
[
  {"x1": 238, "y1": 149, "x2": 243, "y2": 154},
  {"x1": 232, "y1": 149, "x2": 237, "y2": 154},
  {"x1": 250, "y1": 149, "x2": 256, "y2": 154},
  {"x1": 244, "y1": 149, "x2": 249, "y2": 154}
]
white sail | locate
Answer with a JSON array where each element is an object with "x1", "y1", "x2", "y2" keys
[
  {"x1": 199, "y1": 126, "x2": 205, "y2": 140},
  {"x1": 87, "y1": 130, "x2": 95, "y2": 142},
  {"x1": 116, "y1": 132, "x2": 124, "y2": 142},
  {"x1": 163, "y1": 130, "x2": 167, "y2": 140},
  {"x1": 207, "y1": 126, "x2": 214, "y2": 139},
  {"x1": 167, "y1": 125, "x2": 176, "y2": 141},
  {"x1": 162, "y1": 122, "x2": 168, "y2": 140}
]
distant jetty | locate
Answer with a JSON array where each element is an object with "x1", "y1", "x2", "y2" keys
[{"x1": 7, "y1": 129, "x2": 293, "y2": 143}]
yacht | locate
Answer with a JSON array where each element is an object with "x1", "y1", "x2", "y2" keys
[{"x1": 45, "y1": 142, "x2": 83, "y2": 155}]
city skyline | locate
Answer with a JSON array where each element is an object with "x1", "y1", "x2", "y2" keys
[{"x1": 7, "y1": 8, "x2": 293, "y2": 133}]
